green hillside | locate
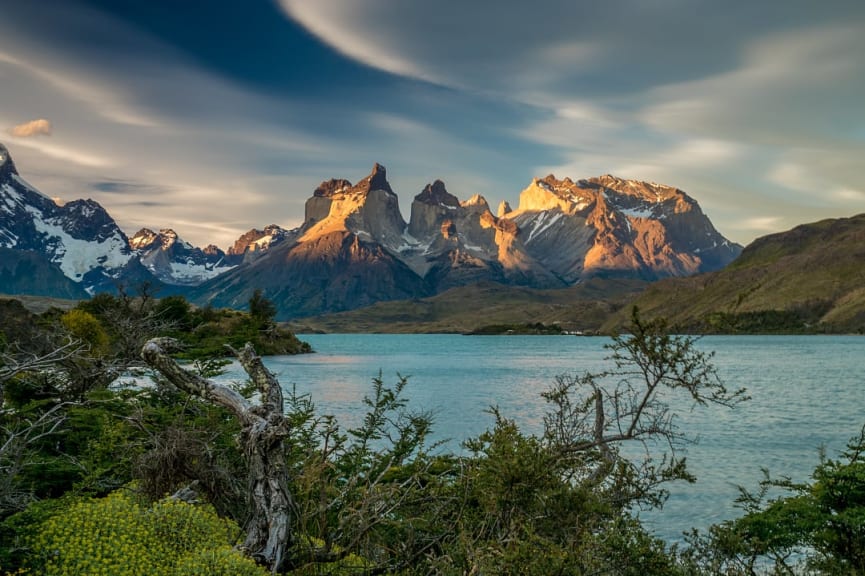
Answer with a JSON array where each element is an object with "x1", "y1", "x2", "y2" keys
[
  {"x1": 287, "y1": 279, "x2": 647, "y2": 333},
  {"x1": 602, "y1": 214, "x2": 865, "y2": 334}
]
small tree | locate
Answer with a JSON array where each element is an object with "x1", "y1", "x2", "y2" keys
[
  {"x1": 685, "y1": 424, "x2": 865, "y2": 574},
  {"x1": 248, "y1": 290, "x2": 276, "y2": 328},
  {"x1": 426, "y1": 308, "x2": 748, "y2": 574},
  {"x1": 543, "y1": 307, "x2": 748, "y2": 510}
]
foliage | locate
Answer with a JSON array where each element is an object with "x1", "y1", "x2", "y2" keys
[
  {"x1": 27, "y1": 489, "x2": 265, "y2": 576},
  {"x1": 172, "y1": 546, "x2": 269, "y2": 576},
  {"x1": 274, "y1": 308, "x2": 744, "y2": 574},
  {"x1": 685, "y1": 424, "x2": 865, "y2": 574},
  {"x1": 60, "y1": 309, "x2": 109, "y2": 357},
  {"x1": 704, "y1": 309, "x2": 813, "y2": 334},
  {"x1": 1, "y1": 302, "x2": 786, "y2": 574},
  {"x1": 153, "y1": 295, "x2": 193, "y2": 332},
  {"x1": 248, "y1": 289, "x2": 277, "y2": 327},
  {"x1": 285, "y1": 374, "x2": 445, "y2": 573}
]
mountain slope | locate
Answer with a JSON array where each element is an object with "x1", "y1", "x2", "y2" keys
[
  {"x1": 0, "y1": 247, "x2": 88, "y2": 299},
  {"x1": 0, "y1": 143, "x2": 143, "y2": 294},
  {"x1": 0, "y1": 143, "x2": 242, "y2": 293},
  {"x1": 130, "y1": 228, "x2": 236, "y2": 285},
  {"x1": 2, "y1": 144, "x2": 741, "y2": 319},
  {"x1": 193, "y1": 164, "x2": 432, "y2": 319},
  {"x1": 604, "y1": 214, "x2": 865, "y2": 333},
  {"x1": 506, "y1": 174, "x2": 741, "y2": 281},
  {"x1": 287, "y1": 278, "x2": 648, "y2": 334},
  {"x1": 400, "y1": 180, "x2": 563, "y2": 290},
  {"x1": 194, "y1": 229, "x2": 431, "y2": 319}
]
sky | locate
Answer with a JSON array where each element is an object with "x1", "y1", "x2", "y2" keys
[{"x1": 1, "y1": 0, "x2": 863, "y2": 249}]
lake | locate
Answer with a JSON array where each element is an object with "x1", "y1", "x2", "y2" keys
[{"x1": 220, "y1": 334, "x2": 865, "y2": 542}]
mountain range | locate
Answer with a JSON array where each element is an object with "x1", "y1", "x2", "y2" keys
[
  {"x1": 0, "y1": 142, "x2": 742, "y2": 319},
  {"x1": 190, "y1": 163, "x2": 742, "y2": 318}
]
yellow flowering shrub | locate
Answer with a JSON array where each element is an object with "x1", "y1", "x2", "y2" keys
[
  {"x1": 171, "y1": 546, "x2": 268, "y2": 575},
  {"x1": 60, "y1": 309, "x2": 110, "y2": 357},
  {"x1": 29, "y1": 490, "x2": 267, "y2": 576}
]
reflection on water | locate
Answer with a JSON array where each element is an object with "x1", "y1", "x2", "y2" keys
[{"x1": 217, "y1": 334, "x2": 865, "y2": 542}]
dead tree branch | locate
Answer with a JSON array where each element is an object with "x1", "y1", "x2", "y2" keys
[{"x1": 141, "y1": 337, "x2": 294, "y2": 572}]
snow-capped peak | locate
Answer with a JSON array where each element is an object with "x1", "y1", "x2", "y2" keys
[{"x1": 130, "y1": 228, "x2": 159, "y2": 250}]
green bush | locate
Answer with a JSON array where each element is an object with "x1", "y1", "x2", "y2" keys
[
  {"x1": 60, "y1": 309, "x2": 109, "y2": 356},
  {"x1": 172, "y1": 546, "x2": 267, "y2": 575},
  {"x1": 28, "y1": 489, "x2": 265, "y2": 576}
]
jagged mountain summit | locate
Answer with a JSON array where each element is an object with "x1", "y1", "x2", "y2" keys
[
  {"x1": 227, "y1": 224, "x2": 295, "y2": 262},
  {"x1": 0, "y1": 143, "x2": 142, "y2": 295},
  {"x1": 0, "y1": 143, "x2": 235, "y2": 295},
  {"x1": 507, "y1": 174, "x2": 740, "y2": 281},
  {"x1": 129, "y1": 228, "x2": 237, "y2": 286},
  {"x1": 194, "y1": 163, "x2": 742, "y2": 319},
  {"x1": 193, "y1": 164, "x2": 429, "y2": 317}
]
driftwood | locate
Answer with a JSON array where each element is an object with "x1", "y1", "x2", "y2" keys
[{"x1": 141, "y1": 338, "x2": 294, "y2": 572}]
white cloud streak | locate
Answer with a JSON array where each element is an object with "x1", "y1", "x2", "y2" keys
[
  {"x1": 277, "y1": 0, "x2": 865, "y2": 243},
  {"x1": 0, "y1": 8, "x2": 342, "y2": 249}
]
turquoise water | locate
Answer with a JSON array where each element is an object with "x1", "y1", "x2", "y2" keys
[{"x1": 223, "y1": 334, "x2": 865, "y2": 541}]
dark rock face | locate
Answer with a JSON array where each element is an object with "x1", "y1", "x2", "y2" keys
[
  {"x1": 195, "y1": 230, "x2": 430, "y2": 320},
  {"x1": 0, "y1": 247, "x2": 88, "y2": 299},
  {"x1": 314, "y1": 178, "x2": 353, "y2": 198},
  {"x1": 408, "y1": 180, "x2": 461, "y2": 239},
  {"x1": 0, "y1": 143, "x2": 19, "y2": 180},
  {"x1": 228, "y1": 224, "x2": 295, "y2": 262},
  {"x1": 359, "y1": 163, "x2": 393, "y2": 195}
]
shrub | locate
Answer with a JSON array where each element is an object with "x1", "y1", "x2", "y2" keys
[
  {"x1": 60, "y1": 309, "x2": 109, "y2": 356},
  {"x1": 28, "y1": 489, "x2": 265, "y2": 576}
]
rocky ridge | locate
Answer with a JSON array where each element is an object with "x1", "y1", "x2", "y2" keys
[
  {"x1": 228, "y1": 224, "x2": 294, "y2": 262},
  {"x1": 0, "y1": 143, "x2": 140, "y2": 295},
  {"x1": 129, "y1": 228, "x2": 237, "y2": 286},
  {"x1": 193, "y1": 163, "x2": 742, "y2": 318},
  {"x1": 0, "y1": 143, "x2": 263, "y2": 294},
  {"x1": 0, "y1": 142, "x2": 742, "y2": 318}
]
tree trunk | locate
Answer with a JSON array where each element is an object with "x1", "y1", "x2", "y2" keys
[{"x1": 141, "y1": 338, "x2": 294, "y2": 572}]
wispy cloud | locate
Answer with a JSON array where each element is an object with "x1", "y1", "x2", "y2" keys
[
  {"x1": 736, "y1": 216, "x2": 784, "y2": 233},
  {"x1": 10, "y1": 138, "x2": 111, "y2": 168},
  {"x1": 277, "y1": 0, "x2": 865, "y2": 245},
  {"x1": 0, "y1": 5, "x2": 344, "y2": 248},
  {"x1": 2, "y1": 0, "x2": 863, "y2": 252}
]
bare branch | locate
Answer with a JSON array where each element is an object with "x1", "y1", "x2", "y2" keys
[
  {"x1": 140, "y1": 337, "x2": 295, "y2": 573},
  {"x1": 141, "y1": 338, "x2": 252, "y2": 421}
]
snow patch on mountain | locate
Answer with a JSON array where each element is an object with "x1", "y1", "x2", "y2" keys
[
  {"x1": 25, "y1": 205, "x2": 133, "y2": 283},
  {"x1": 620, "y1": 206, "x2": 655, "y2": 219},
  {"x1": 169, "y1": 259, "x2": 232, "y2": 283},
  {"x1": 526, "y1": 211, "x2": 564, "y2": 243},
  {"x1": 1, "y1": 183, "x2": 23, "y2": 215}
]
